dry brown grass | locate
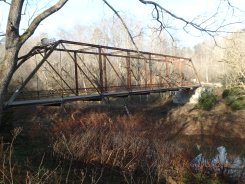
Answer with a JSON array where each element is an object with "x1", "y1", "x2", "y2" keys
[{"x1": 51, "y1": 110, "x2": 191, "y2": 183}]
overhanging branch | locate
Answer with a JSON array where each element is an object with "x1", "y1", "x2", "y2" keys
[
  {"x1": 138, "y1": 0, "x2": 244, "y2": 43},
  {"x1": 19, "y1": 0, "x2": 68, "y2": 45},
  {"x1": 102, "y1": 0, "x2": 139, "y2": 51},
  {"x1": 0, "y1": 0, "x2": 11, "y2": 5}
]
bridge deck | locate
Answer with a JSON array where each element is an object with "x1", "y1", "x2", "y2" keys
[{"x1": 6, "y1": 85, "x2": 200, "y2": 108}]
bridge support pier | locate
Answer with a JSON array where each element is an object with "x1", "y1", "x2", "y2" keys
[{"x1": 172, "y1": 88, "x2": 198, "y2": 105}]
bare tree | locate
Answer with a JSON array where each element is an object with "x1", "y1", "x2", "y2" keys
[
  {"x1": 222, "y1": 32, "x2": 245, "y2": 88},
  {"x1": 0, "y1": 0, "x2": 68, "y2": 126},
  {"x1": 192, "y1": 41, "x2": 225, "y2": 83}
]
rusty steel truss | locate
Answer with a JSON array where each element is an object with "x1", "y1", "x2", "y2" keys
[{"x1": 5, "y1": 40, "x2": 201, "y2": 108}]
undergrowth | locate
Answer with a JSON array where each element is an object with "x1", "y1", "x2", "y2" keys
[{"x1": 222, "y1": 87, "x2": 245, "y2": 110}]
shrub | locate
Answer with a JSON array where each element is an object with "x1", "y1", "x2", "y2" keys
[
  {"x1": 222, "y1": 89, "x2": 230, "y2": 98},
  {"x1": 197, "y1": 90, "x2": 217, "y2": 111}
]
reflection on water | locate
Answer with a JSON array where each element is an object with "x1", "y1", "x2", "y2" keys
[{"x1": 191, "y1": 146, "x2": 245, "y2": 182}]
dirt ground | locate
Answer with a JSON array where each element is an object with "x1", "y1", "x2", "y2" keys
[
  {"x1": 163, "y1": 101, "x2": 245, "y2": 140},
  {"x1": 6, "y1": 95, "x2": 245, "y2": 142}
]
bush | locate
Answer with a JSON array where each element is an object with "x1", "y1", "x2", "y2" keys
[
  {"x1": 222, "y1": 88, "x2": 245, "y2": 110},
  {"x1": 198, "y1": 90, "x2": 217, "y2": 111},
  {"x1": 222, "y1": 89, "x2": 230, "y2": 98}
]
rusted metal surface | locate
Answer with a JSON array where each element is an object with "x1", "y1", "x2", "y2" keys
[
  {"x1": 98, "y1": 48, "x2": 104, "y2": 92},
  {"x1": 103, "y1": 55, "x2": 108, "y2": 92},
  {"x1": 5, "y1": 40, "x2": 201, "y2": 108},
  {"x1": 149, "y1": 54, "x2": 153, "y2": 85},
  {"x1": 74, "y1": 52, "x2": 79, "y2": 96},
  {"x1": 126, "y1": 52, "x2": 131, "y2": 89},
  {"x1": 7, "y1": 85, "x2": 200, "y2": 108}
]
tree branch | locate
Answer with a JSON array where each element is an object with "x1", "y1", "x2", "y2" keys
[
  {"x1": 224, "y1": 0, "x2": 245, "y2": 13},
  {"x1": 19, "y1": 0, "x2": 68, "y2": 45},
  {"x1": 102, "y1": 0, "x2": 154, "y2": 66},
  {"x1": 0, "y1": 0, "x2": 11, "y2": 5},
  {"x1": 102, "y1": 0, "x2": 139, "y2": 51},
  {"x1": 138, "y1": 0, "x2": 244, "y2": 43}
]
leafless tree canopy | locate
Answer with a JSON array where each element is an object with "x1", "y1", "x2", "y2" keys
[{"x1": 96, "y1": 0, "x2": 244, "y2": 45}]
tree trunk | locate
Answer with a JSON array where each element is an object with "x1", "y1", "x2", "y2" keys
[
  {"x1": 0, "y1": 0, "x2": 69, "y2": 128},
  {"x1": 0, "y1": 47, "x2": 19, "y2": 127}
]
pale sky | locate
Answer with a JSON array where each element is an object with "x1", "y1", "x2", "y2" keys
[{"x1": 0, "y1": 0, "x2": 245, "y2": 47}]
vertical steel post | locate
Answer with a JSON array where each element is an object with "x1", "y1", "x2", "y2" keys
[
  {"x1": 149, "y1": 54, "x2": 152, "y2": 87},
  {"x1": 166, "y1": 62, "x2": 169, "y2": 78},
  {"x1": 98, "y1": 48, "x2": 104, "y2": 92},
  {"x1": 190, "y1": 59, "x2": 201, "y2": 85},
  {"x1": 103, "y1": 55, "x2": 107, "y2": 92},
  {"x1": 179, "y1": 59, "x2": 183, "y2": 86},
  {"x1": 74, "y1": 52, "x2": 79, "y2": 96},
  {"x1": 173, "y1": 59, "x2": 179, "y2": 85},
  {"x1": 126, "y1": 52, "x2": 131, "y2": 90},
  {"x1": 165, "y1": 61, "x2": 170, "y2": 87},
  {"x1": 144, "y1": 56, "x2": 147, "y2": 88}
]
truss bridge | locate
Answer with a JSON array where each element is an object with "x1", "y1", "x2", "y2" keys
[{"x1": 5, "y1": 40, "x2": 201, "y2": 108}]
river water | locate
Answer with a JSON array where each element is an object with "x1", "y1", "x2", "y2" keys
[{"x1": 191, "y1": 146, "x2": 245, "y2": 182}]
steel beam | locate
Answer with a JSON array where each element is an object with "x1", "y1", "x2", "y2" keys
[
  {"x1": 126, "y1": 52, "x2": 131, "y2": 90},
  {"x1": 149, "y1": 54, "x2": 152, "y2": 86},
  {"x1": 74, "y1": 52, "x2": 79, "y2": 96},
  {"x1": 103, "y1": 55, "x2": 108, "y2": 92},
  {"x1": 98, "y1": 48, "x2": 104, "y2": 92}
]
